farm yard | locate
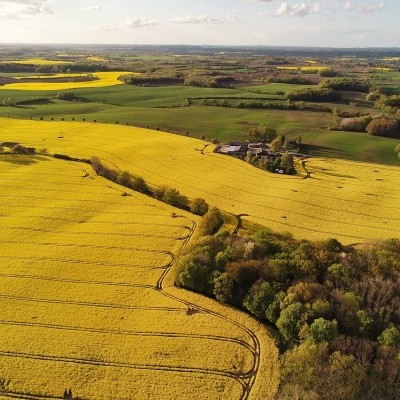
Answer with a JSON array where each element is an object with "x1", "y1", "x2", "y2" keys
[
  {"x1": 1, "y1": 118, "x2": 400, "y2": 244},
  {"x1": 0, "y1": 155, "x2": 278, "y2": 399}
]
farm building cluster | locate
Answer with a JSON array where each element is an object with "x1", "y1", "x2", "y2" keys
[
  {"x1": 214, "y1": 141, "x2": 309, "y2": 175},
  {"x1": 215, "y1": 141, "x2": 306, "y2": 160}
]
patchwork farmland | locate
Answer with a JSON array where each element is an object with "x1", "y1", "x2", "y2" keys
[
  {"x1": 0, "y1": 155, "x2": 278, "y2": 399},
  {"x1": 1, "y1": 118, "x2": 399, "y2": 244}
]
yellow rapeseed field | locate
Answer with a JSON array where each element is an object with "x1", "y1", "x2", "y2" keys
[
  {"x1": 14, "y1": 73, "x2": 91, "y2": 80},
  {"x1": 1, "y1": 117, "x2": 399, "y2": 244},
  {"x1": 3, "y1": 58, "x2": 72, "y2": 65},
  {"x1": 0, "y1": 155, "x2": 278, "y2": 399},
  {"x1": 86, "y1": 56, "x2": 108, "y2": 62},
  {"x1": 0, "y1": 71, "x2": 128, "y2": 91}
]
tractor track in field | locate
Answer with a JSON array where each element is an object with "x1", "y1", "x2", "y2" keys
[
  {"x1": 155, "y1": 218, "x2": 262, "y2": 400},
  {"x1": 0, "y1": 162, "x2": 265, "y2": 400},
  {"x1": 0, "y1": 215, "x2": 190, "y2": 229},
  {"x1": 0, "y1": 273, "x2": 154, "y2": 289},
  {"x1": 0, "y1": 218, "x2": 264, "y2": 399},
  {"x1": 0, "y1": 239, "x2": 177, "y2": 255},
  {"x1": 0, "y1": 320, "x2": 255, "y2": 354},
  {"x1": 0, "y1": 203, "x2": 189, "y2": 217},
  {"x1": 0, "y1": 254, "x2": 171, "y2": 270},
  {"x1": 0, "y1": 226, "x2": 189, "y2": 241},
  {"x1": 0, "y1": 294, "x2": 185, "y2": 312},
  {"x1": 0, "y1": 350, "x2": 255, "y2": 386}
]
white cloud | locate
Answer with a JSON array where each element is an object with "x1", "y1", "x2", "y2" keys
[
  {"x1": 106, "y1": 17, "x2": 159, "y2": 31},
  {"x1": 120, "y1": 18, "x2": 159, "y2": 28},
  {"x1": 361, "y1": 2, "x2": 385, "y2": 12},
  {"x1": 168, "y1": 14, "x2": 241, "y2": 24},
  {"x1": 84, "y1": 5, "x2": 103, "y2": 12},
  {"x1": 0, "y1": 0, "x2": 52, "y2": 18},
  {"x1": 342, "y1": 1, "x2": 385, "y2": 13},
  {"x1": 343, "y1": 1, "x2": 355, "y2": 11},
  {"x1": 277, "y1": 2, "x2": 321, "y2": 17}
]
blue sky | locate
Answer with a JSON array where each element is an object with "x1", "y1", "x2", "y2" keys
[{"x1": 0, "y1": 0, "x2": 398, "y2": 47}]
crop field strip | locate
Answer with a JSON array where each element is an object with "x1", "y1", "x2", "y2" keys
[
  {"x1": 2, "y1": 118, "x2": 398, "y2": 242},
  {"x1": 0, "y1": 157, "x2": 276, "y2": 399},
  {"x1": 0, "y1": 72, "x2": 128, "y2": 91}
]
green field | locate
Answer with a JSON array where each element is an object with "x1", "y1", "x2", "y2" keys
[{"x1": 0, "y1": 82, "x2": 398, "y2": 165}]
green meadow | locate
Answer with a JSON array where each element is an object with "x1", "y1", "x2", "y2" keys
[{"x1": 0, "y1": 82, "x2": 398, "y2": 165}]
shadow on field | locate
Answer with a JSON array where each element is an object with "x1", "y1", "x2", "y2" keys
[
  {"x1": 302, "y1": 144, "x2": 346, "y2": 158},
  {"x1": 0, "y1": 155, "x2": 50, "y2": 165}
]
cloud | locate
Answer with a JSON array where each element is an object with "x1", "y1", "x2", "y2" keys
[
  {"x1": 106, "y1": 17, "x2": 159, "y2": 31},
  {"x1": 360, "y1": 2, "x2": 385, "y2": 12},
  {"x1": 84, "y1": 5, "x2": 103, "y2": 11},
  {"x1": 343, "y1": 1, "x2": 385, "y2": 13},
  {"x1": 0, "y1": 0, "x2": 52, "y2": 18},
  {"x1": 277, "y1": 2, "x2": 321, "y2": 17},
  {"x1": 168, "y1": 14, "x2": 241, "y2": 24},
  {"x1": 105, "y1": 12, "x2": 241, "y2": 31}
]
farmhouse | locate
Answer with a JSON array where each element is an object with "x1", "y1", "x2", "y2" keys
[
  {"x1": 215, "y1": 143, "x2": 248, "y2": 158},
  {"x1": 215, "y1": 141, "x2": 286, "y2": 161}
]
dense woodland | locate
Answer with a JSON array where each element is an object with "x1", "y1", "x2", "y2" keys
[{"x1": 176, "y1": 210, "x2": 400, "y2": 399}]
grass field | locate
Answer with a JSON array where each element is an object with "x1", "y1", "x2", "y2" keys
[
  {"x1": 0, "y1": 81, "x2": 397, "y2": 165},
  {"x1": 276, "y1": 66, "x2": 329, "y2": 71},
  {"x1": 1, "y1": 118, "x2": 399, "y2": 244},
  {"x1": 0, "y1": 155, "x2": 278, "y2": 399},
  {"x1": 241, "y1": 83, "x2": 316, "y2": 93}
]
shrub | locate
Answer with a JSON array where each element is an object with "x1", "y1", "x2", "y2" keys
[
  {"x1": 276, "y1": 302, "x2": 307, "y2": 343},
  {"x1": 340, "y1": 117, "x2": 371, "y2": 132},
  {"x1": 153, "y1": 186, "x2": 187, "y2": 208},
  {"x1": 199, "y1": 207, "x2": 224, "y2": 236},
  {"x1": 190, "y1": 198, "x2": 209, "y2": 216},
  {"x1": 285, "y1": 87, "x2": 341, "y2": 102},
  {"x1": 378, "y1": 327, "x2": 400, "y2": 346},
  {"x1": 268, "y1": 76, "x2": 313, "y2": 85},
  {"x1": 153, "y1": 185, "x2": 167, "y2": 201},
  {"x1": 309, "y1": 318, "x2": 338, "y2": 343},
  {"x1": 56, "y1": 91, "x2": 79, "y2": 101},
  {"x1": 213, "y1": 272, "x2": 235, "y2": 303},
  {"x1": 162, "y1": 187, "x2": 187, "y2": 208},
  {"x1": 366, "y1": 117, "x2": 400, "y2": 137},
  {"x1": 175, "y1": 253, "x2": 214, "y2": 295},
  {"x1": 318, "y1": 68, "x2": 338, "y2": 77},
  {"x1": 243, "y1": 281, "x2": 275, "y2": 320},
  {"x1": 12, "y1": 144, "x2": 31, "y2": 154},
  {"x1": 116, "y1": 171, "x2": 131, "y2": 186},
  {"x1": 247, "y1": 126, "x2": 277, "y2": 143},
  {"x1": 320, "y1": 78, "x2": 370, "y2": 93},
  {"x1": 130, "y1": 176, "x2": 148, "y2": 194}
]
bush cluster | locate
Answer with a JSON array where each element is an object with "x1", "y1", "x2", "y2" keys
[{"x1": 285, "y1": 87, "x2": 342, "y2": 102}]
